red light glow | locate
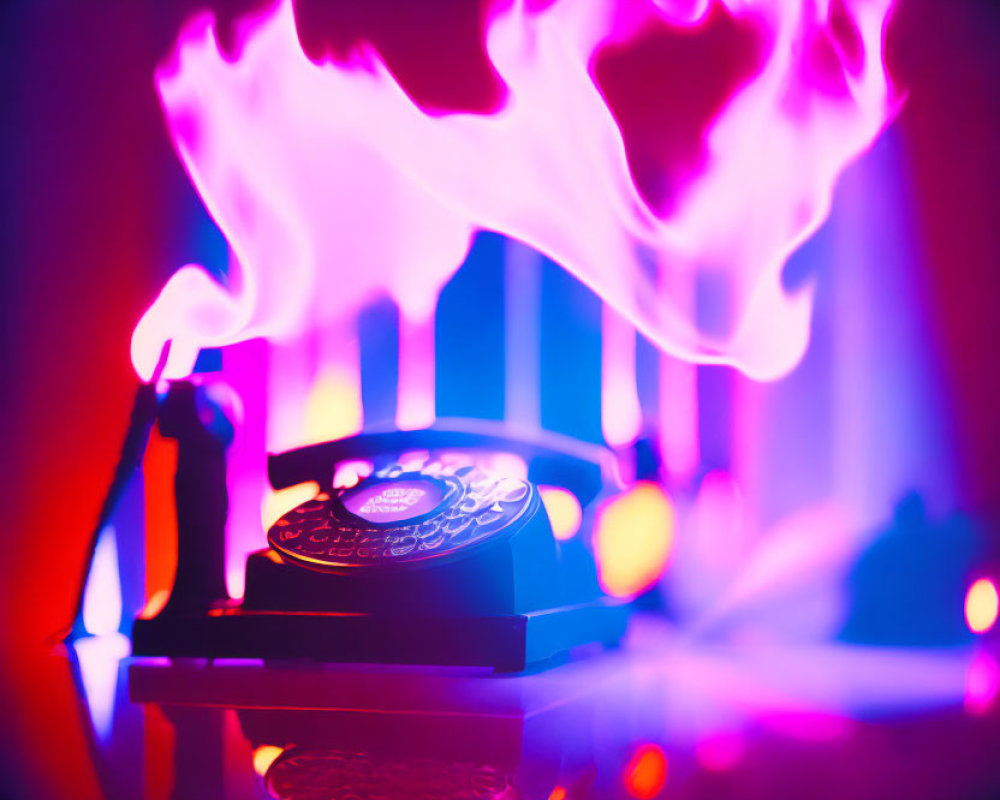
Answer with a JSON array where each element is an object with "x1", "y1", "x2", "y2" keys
[{"x1": 623, "y1": 744, "x2": 667, "y2": 799}]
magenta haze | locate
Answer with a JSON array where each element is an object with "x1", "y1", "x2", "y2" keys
[{"x1": 132, "y1": 0, "x2": 896, "y2": 385}]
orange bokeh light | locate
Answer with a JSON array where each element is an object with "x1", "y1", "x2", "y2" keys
[
  {"x1": 138, "y1": 588, "x2": 170, "y2": 620},
  {"x1": 595, "y1": 482, "x2": 675, "y2": 597},
  {"x1": 261, "y1": 481, "x2": 320, "y2": 529},
  {"x1": 253, "y1": 745, "x2": 285, "y2": 777},
  {"x1": 333, "y1": 459, "x2": 374, "y2": 489},
  {"x1": 624, "y1": 744, "x2": 667, "y2": 799},
  {"x1": 303, "y1": 365, "x2": 364, "y2": 445},
  {"x1": 540, "y1": 486, "x2": 583, "y2": 540},
  {"x1": 965, "y1": 578, "x2": 999, "y2": 634}
]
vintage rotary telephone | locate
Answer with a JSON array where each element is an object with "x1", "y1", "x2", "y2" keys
[{"x1": 113, "y1": 379, "x2": 630, "y2": 671}]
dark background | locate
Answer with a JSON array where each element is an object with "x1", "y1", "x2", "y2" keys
[{"x1": 1, "y1": 0, "x2": 999, "y2": 796}]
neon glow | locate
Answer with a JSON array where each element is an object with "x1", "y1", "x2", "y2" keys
[
  {"x1": 133, "y1": 0, "x2": 896, "y2": 386},
  {"x1": 964, "y1": 651, "x2": 999, "y2": 716},
  {"x1": 539, "y1": 486, "x2": 583, "y2": 540},
  {"x1": 965, "y1": 578, "x2": 999, "y2": 635},
  {"x1": 623, "y1": 743, "x2": 668, "y2": 799},
  {"x1": 595, "y1": 482, "x2": 675, "y2": 597},
  {"x1": 687, "y1": 471, "x2": 745, "y2": 573},
  {"x1": 658, "y1": 354, "x2": 699, "y2": 480},
  {"x1": 128, "y1": 0, "x2": 900, "y2": 619},
  {"x1": 396, "y1": 309, "x2": 437, "y2": 430},
  {"x1": 602, "y1": 305, "x2": 642, "y2": 448},
  {"x1": 262, "y1": 482, "x2": 319, "y2": 529},
  {"x1": 81, "y1": 525, "x2": 123, "y2": 636},
  {"x1": 658, "y1": 270, "x2": 698, "y2": 479},
  {"x1": 694, "y1": 732, "x2": 745, "y2": 771},
  {"x1": 72, "y1": 633, "x2": 130, "y2": 744}
]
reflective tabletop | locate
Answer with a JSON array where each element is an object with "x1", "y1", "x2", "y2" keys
[{"x1": 41, "y1": 614, "x2": 1000, "y2": 800}]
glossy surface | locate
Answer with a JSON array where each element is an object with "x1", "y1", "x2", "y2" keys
[{"x1": 31, "y1": 614, "x2": 1000, "y2": 799}]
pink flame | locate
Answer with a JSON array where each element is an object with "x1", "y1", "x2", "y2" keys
[{"x1": 133, "y1": 0, "x2": 896, "y2": 384}]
